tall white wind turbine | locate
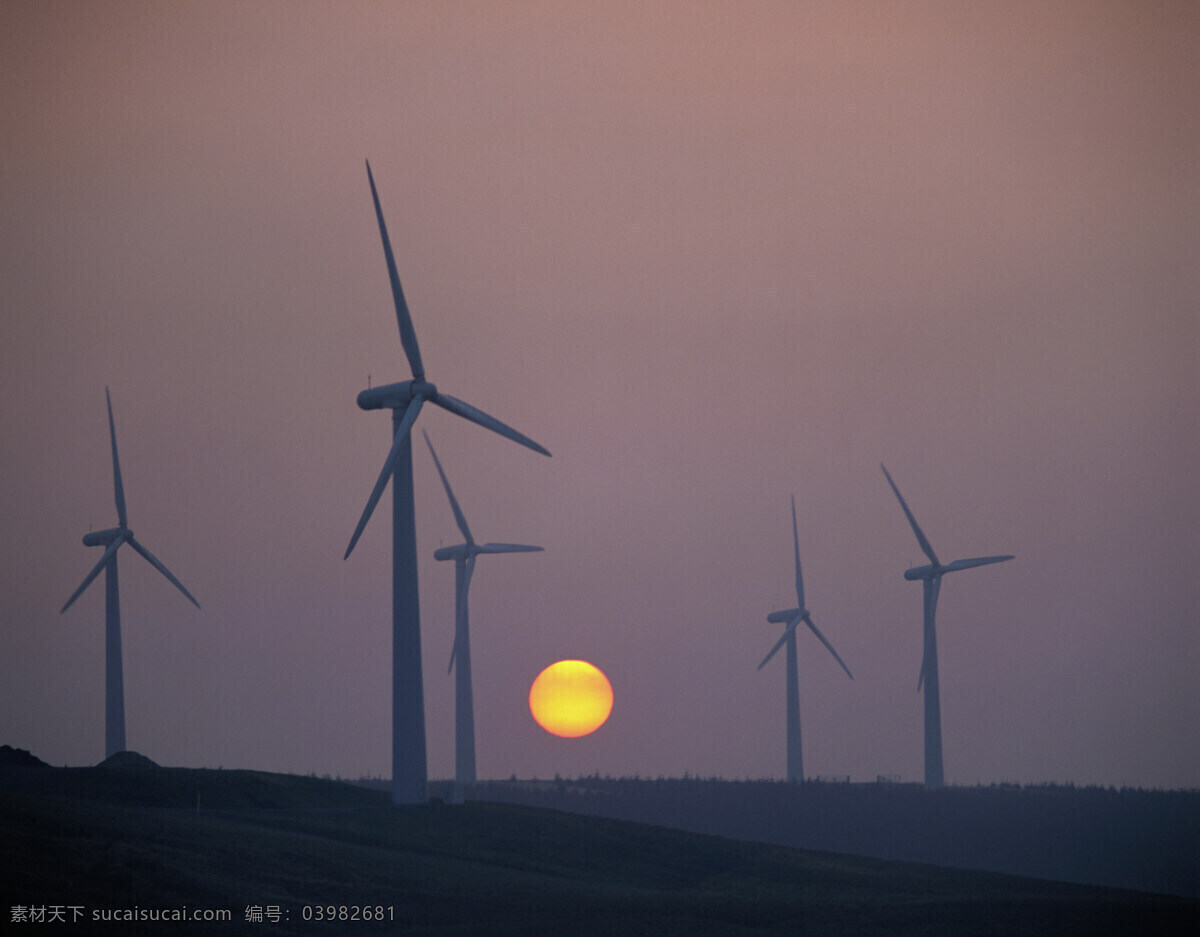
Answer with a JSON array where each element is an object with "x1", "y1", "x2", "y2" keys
[
  {"x1": 880, "y1": 464, "x2": 1013, "y2": 788},
  {"x1": 344, "y1": 161, "x2": 550, "y2": 805},
  {"x1": 757, "y1": 496, "x2": 853, "y2": 782},
  {"x1": 425, "y1": 432, "x2": 542, "y2": 800},
  {"x1": 61, "y1": 388, "x2": 200, "y2": 760}
]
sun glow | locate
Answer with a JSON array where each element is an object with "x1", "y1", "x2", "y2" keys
[{"x1": 528, "y1": 660, "x2": 613, "y2": 738}]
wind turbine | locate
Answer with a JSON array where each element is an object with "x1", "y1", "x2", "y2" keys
[
  {"x1": 424, "y1": 432, "x2": 542, "y2": 800},
  {"x1": 61, "y1": 388, "x2": 200, "y2": 760},
  {"x1": 344, "y1": 160, "x2": 551, "y2": 805},
  {"x1": 757, "y1": 496, "x2": 853, "y2": 783},
  {"x1": 880, "y1": 463, "x2": 1013, "y2": 788}
]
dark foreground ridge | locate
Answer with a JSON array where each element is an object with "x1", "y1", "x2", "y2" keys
[
  {"x1": 3, "y1": 763, "x2": 1196, "y2": 936},
  {"x1": 472, "y1": 775, "x2": 1200, "y2": 900},
  {"x1": 96, "y1": 749, "x2": 159, "y2": 768},
  {"x1": 0, "y1": 744, "x2": 48, "y2": 768}
]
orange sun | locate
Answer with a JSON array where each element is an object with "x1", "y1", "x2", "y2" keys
[{"x1": 528, "y1": 660, "x2": 613, "y2": 738}]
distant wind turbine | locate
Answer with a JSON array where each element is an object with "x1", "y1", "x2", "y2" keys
[
  {"x1": 425, "y1": 432, "x2": 542, "y2": 800},
  {"x1": 880, "y1": 464, "x2": 1013, "y2": 788},
  {"x1": 757, "y1": 496, "x2": 853, "y2": 783},
  {"x1": 61, "y1": 388, "x2": 200, "y2": 760},
  {"x1": 344, "y1": 160, "x2": 551, "y2": 805}
]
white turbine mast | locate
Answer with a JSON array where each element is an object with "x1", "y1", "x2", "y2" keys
[
  {"x1": 61, "y1": 387, "x2": 200, "y2": 760},
  {"x1": 425, "y1": 432, "x2": 542, "y2": 802},
  {"x1": 757, "y1": 495, "x2": 853, "y2": 783},
  {"x1": 880, "y1": 463, "x2": 1013, "y2": 788},
  {"x1": 343, "y1": 161, "x2": 550, "y2": 805}
]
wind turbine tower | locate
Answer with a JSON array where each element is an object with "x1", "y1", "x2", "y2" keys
[
  {"x1": 61, "y1": 388, "x2": 200, "y2": 759},
  {"x1": 344, "y1": 161, "x2": 551, "y2": 805},
  {"x1": 425, "y1": 433, "x2": 542, "y2": 801},
  {"x1": 756, "y1": 496, "x2": 853, "y2": 782},
  {"x1": 880, "y1": 464, "x2": 1013, "y2": 788}
]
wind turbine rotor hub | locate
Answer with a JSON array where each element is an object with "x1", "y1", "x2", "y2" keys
[
  {"x1": 82, "y1": 527, "x2": 127, "y2": 547},
  {"x1": 356, "y1": 379, "x2": 439, "y2": 411},
  {"x1": 410, "y1": 379, "x2": 437, "y2": 400}
]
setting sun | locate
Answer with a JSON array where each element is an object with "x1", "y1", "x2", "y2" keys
[{"x1": 528, "y1": 660, "x2": 614, "y2": 738}]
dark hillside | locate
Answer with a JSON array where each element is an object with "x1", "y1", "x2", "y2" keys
[
  {"x1": 0, "y1": 745, "x2": 48, "y2": 767},
  {"x1": 3, "y1": 766, "x2": 1196, "y2": 936},
  {"x1": 473, "y1": 777, "x2": 1200, "y2": 899},
  {"x1": 2, "y1": 763, "x2": 386, "y2": 810}
]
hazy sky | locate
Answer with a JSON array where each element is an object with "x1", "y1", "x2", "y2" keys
[{"x1": 3, "y1": 1, "x2": 1196, "y2": 789}]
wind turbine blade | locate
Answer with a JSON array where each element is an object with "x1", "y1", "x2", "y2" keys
[
  {"x1": 919, "y1": 577, "x2": 942, "y2": 690},
  {"x1": 448, "y1": 551, "x2": 475, "y2": 676},
  {"x1": 880, "y1": 463, "x2": 939, "y2": 566},
  {"x1": 917, "y1": 578, "x2": 931, "y2": 690},
  {"x1": 365, "y1": 160, "x2": 424, "y2": 381},
  {"x1": 106, "y1": 388, "x2": 127, "y2": 528},
  {"x1": 943, "y1": 554, "x2": 1014, "y2": 572},
  {"x1": 462, "y1": 554, "x2": 476, "y2": 601},
  {"x1": 423, "y1": 431, "x2": 473, "y2": 545},
  {"x1": 345, "y1": 396, "x2": 425, "y2": 559},
  {"x1": 61, "y1": 536, "x2": 125, "y2": 613},
  {"x1": 431, "y1": 393, "x2": 551, "y2": 457},
  {"x1": 478, "y1": 543, "x2": 543, "y2": 554},
  {"x1": 757, "y1": 614, "x2": 802, "y2": 671},
  {"x1": 449, "y1": 555, "x2": 475, "y2": 673},
  {"x1": 128, "y1": 536, "x2": 200, "y2": 609},
  {"x1": 791, "y1": 494, "x2": 805, "y2": 610},
  {"x1": 802, "y1": 614, "x2": 853, "y2": 680}
]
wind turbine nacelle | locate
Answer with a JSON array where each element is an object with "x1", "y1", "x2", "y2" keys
[
  {"x1": 904, "y1": 565, "x2": 935, "y2": 581},
  {"x1": 767, "y1": 608, "x2": 802, "y2": 624},
  {"x1": 356, "y1": 380, "x2": 437, "y2": 411},
  {"x1": 83, "y1": 527, "x2": 125, "y2": 547},
  {"x1": 434, "y1": 544, "x2": 471, "y2": 562}
]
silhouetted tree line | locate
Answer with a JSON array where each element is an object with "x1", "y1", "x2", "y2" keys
[{"x1": 467, "y1": 777, "x2": 1199, "y2": 899}]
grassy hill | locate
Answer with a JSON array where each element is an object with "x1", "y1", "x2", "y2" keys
[{"x1": 3, "y1": 765, "x2": 1196, "y2": 936}]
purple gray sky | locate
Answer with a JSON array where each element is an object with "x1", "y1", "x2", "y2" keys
[{"x1": 3, "y1": 1, "x2": 1197, "y2": 788}]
